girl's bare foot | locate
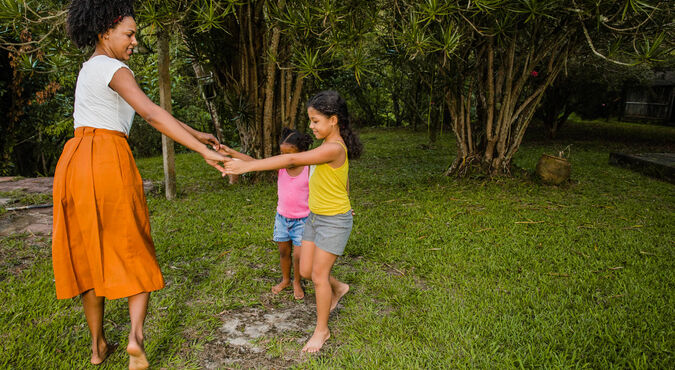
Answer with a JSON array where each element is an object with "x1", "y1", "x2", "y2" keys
[
  {"x1": 293, "y1": 281, "x2": 305, "y2": 300},
  {"x1": 127, "y1": 336, "x2": 149, "y2": 370},
  {"x1": 91, "y1": 341, "x2": 116, "y2": 365},
  {"x1": 330, "y1": 282, "x2": 350, "y2": 311},
  {"x1": 272, "y1": 279, "x2": 290, "y2": 294},
  {"x1": 301, "y1": 328, "x2": 330, "y2": 353}
]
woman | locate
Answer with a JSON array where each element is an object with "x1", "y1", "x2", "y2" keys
[{"x1": 52, "y1": 1, "x2": 228, "y2": 368}]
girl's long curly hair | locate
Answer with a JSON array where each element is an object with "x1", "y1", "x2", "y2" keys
[
  {"x1": 66, "y1": 0, "x2": 136, "y2": 49},
  {"x1": 306, "y1": 90, "x2": 363, "y2": 159}
]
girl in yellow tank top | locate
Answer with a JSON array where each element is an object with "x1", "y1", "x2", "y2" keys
[{"x1": 224, "y1": 90, "x2": 363, "y2": 354}]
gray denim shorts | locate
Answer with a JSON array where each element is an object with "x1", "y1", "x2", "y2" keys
[{"x1": 302, "y1": 210, "x2": 353, "y2": 256}]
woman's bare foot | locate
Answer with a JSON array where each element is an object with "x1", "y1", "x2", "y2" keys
[
  {"x1": 293, "y1": 281, "x2": 305, "y2": 300},
  {"x1": 91, "y1": 341, "x2": 116, "y2": 365},
  {"x1": 127, "y1": 336, "x2": 149, "y2": 370},
  {"x1": 330, "y1": 282, "x2": 350, "y2": 311},
  {"x1": 272, "y1": 279, "x2": 290, "y2": 294},
  {"x1": 301, "y1": 328, "x2": 330, "y2": 353}
]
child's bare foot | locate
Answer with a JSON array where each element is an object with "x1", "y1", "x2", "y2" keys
[
  {"x1": 330, "y1": 282, "x2": 350, "y2": 311},
  {"x1": 127, "y1": 336, "x2": 149, "y2": 370},
  {"x1": 293, "y1": 281, "x2": 305, "y2": 300},
  {"x1": 91, "y1": 341, "x2": 116, "y2": 365},
  {"x1": 272, "y1": 279, "x2": 290, "y2": 294},
  {"x1": 301, "y1": 328, "x2": 330, "y2": 353}
]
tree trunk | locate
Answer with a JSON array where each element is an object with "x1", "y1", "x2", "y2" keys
[
  {"x1": 262, "y1": 26, "x2": 280, "y2": 157},
  {"x1": 392, "y1": 91, "x2": 402, "y2": 127},
  {"x1": 446, "y1": 34, "x2": 570, "y2": 177},
  {"x1": 158, "y1": 29, "x2": 176, "y2": 199},
  {"x1": 288, "y1": 73, "x2": 304, "y2": 129}
]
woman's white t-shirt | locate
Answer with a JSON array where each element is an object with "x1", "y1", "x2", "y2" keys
[{"x1": 73, "y1": 55, "x2": 135, "y2": 135}]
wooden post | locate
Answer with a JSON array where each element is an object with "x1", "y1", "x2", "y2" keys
[{"x1": 158, "y1": 29, "x2": 176, "y2": 200}]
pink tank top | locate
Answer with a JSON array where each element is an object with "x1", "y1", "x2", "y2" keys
[{"x1": 277, "y1": 166, "x2": 310, "y2": 218}]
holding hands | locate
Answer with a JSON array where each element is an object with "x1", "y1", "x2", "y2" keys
[
  {"x1": 223, "y1": 157, "x2": 247, "y2": 175},
  {"x1": 190, "y1": 131, "x2": 231, "y2": 175},
  {"x1": 216, "y1": 144, "x2": 253, "y2": 175},
  {"x1": 202, "y1": 149, "x2": 230, "y2": 175}
]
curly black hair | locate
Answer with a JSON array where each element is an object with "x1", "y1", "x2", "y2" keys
[
  {"x1": 280, "y1": 127, "x2": 313, "y2": 152},
  {"x1": 307, "y1": 90, "x2": 363, "y2": 159},
  {"x1": 66, "y1": 0, "x2": 136, "y2": 49}
]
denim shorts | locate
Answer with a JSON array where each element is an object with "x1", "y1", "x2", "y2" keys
[
  {"x1": 302, "y1": 210, "x2": 353, "y2": 256},
  {"x1": 273, "y1": 213, "x2": 308, "y2": 247}
]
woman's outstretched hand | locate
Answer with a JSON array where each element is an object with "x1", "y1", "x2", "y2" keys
[
  {"x1": 196, "y1": 131, "x2": 221, "y2": 151},
  {"x1": 202, "y1": 149, "x2": 230, "y2": 176}
]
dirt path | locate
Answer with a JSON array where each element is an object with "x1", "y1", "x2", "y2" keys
[
  {"x1": 199, "y1": 300, "x2": 319, "y2": 368},
  {"x1": 0, "y1": 177, "x2": 154, "y2": 237}
]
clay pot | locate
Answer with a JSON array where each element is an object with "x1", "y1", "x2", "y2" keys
[{"x1": 536, "y1": 154, "x2": 571, "y2": 185}]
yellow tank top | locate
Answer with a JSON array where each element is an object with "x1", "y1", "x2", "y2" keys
[{"x1": 309, "y1": 142, "x2": 351, "y2": 215}]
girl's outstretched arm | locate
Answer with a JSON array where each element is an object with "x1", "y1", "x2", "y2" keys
[
  {"x1": 218, "y1": 145, "x2": 255, "y2": 161},
  {"x1": 225, "y1": 142, "x2": 343, "y2": 175}
]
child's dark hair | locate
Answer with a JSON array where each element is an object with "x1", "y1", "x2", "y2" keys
[
  {"x1": 67, "y1": 0, "x2": 136, "y2": 49},
  {"x1": 306, "y1": 90, "x2": 363, "y2": 159},
  {"x1": 280, "y1": 127, "x2": 313, "y2": 152}
]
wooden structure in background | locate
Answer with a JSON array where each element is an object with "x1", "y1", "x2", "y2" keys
[{"x1": 624, "y1": 70, "x2": 675, "y2": 124}]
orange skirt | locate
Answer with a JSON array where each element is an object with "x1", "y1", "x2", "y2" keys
[{"x1": 52, "y1": 127, "x2": 164, "y2": 299}]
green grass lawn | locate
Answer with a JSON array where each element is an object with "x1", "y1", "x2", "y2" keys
[{"x1": 1, "y1": 120, "x2": 673, "y2": 368}]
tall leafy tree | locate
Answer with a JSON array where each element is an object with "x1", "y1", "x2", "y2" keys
[
  {"x1": 391, "y1": 0, "x2": 672, "y2": 176},
  {"x1": 178, "y1": 0, "x2": 377, "y2": 158},
  {"x1": 0, "y1": 0, "x2": 77, "y2": 176}
]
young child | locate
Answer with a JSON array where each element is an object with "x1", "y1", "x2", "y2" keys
[
  {"x1": 219, "y1": 128, "x2": 314, "y2": 300},
  {"x1": 224, "y1": 90, "x2": 363, "y2": 353}
]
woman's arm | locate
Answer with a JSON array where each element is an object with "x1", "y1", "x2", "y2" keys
[
  {"x1": 178, "y1": 121, "x2": 220, "y2": 150},
  {"x1": 225, "y1": 142, "x2": 343, "y2": 175},
  {"x1": 109, "y1": 68, "x2": 228, "y2": 173}
]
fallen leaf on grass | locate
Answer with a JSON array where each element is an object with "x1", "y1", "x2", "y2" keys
[
  {"x1": 639, "y1": 250, "x2": 656, "y2": 256},
  {"x1": 607, "y1": 266, "x2": 623, "y2": 270},
  {"x1": 623, "y1": 225, "x2": 643, "y2": 230},
  {"x1": 548, "y1": 272, "x2": 570, "y2": 277},
  {"x1": 384, "y1": 263, "x2": 405, "y2": 276},
  {"x1": 427, "y1": 248, "x2": 441, "y2": 251},
  {"x1": 571, "y1": 249, "x2": 590, "y2": 258}
]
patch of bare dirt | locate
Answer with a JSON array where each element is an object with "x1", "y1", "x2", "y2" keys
[
  {"x1": 199, "y1": 300, "x2": 317, "y2": 369},
  {"x1": 0, "y1": 176, "x2": 54, "y2": 194},
  {"x1": 0, "y1": 207, "x2": 53, "y2": 237}
]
